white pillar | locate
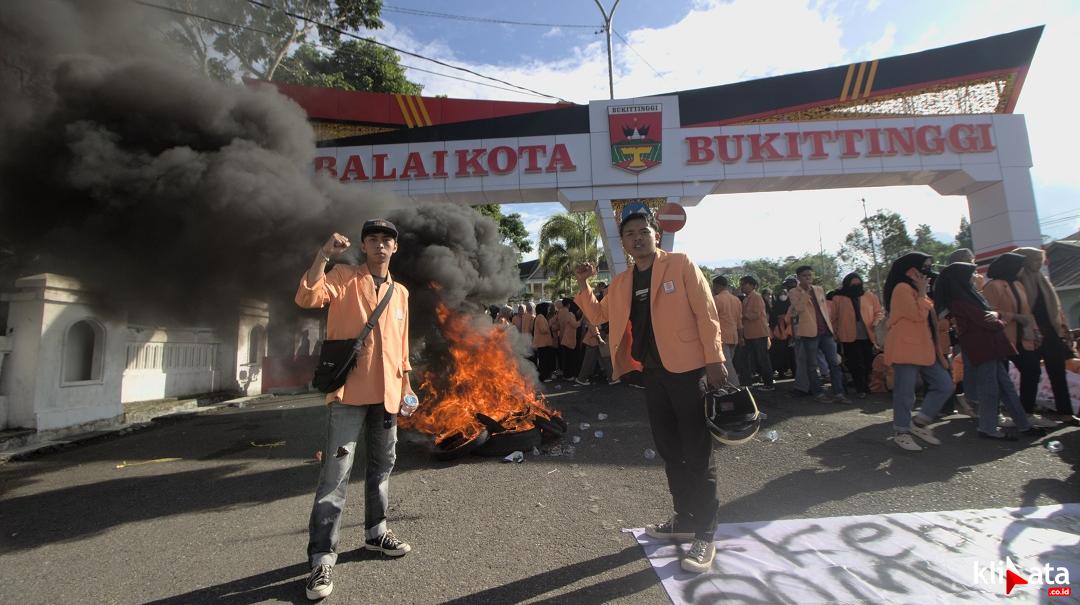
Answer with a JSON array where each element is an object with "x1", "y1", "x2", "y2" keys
[
  {"x1": 595, "y1": 199, "x2": 628, "y2": 275},
  {"x1": 966, "y1": 166, "x2": 1042, "y2": 264}
]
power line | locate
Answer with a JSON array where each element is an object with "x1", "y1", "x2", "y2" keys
[
  {"x1": 613, "y1": 29, "x2": 663, "y2": 79},
  {"x1": 245, "y1": 0, "x2": 570, "y2": 102},
  {"x1": 136, "y1": 0, "x2": 557, "y2": 100},
  {"x1": 382, "y1": 4, "x2": 598, "y2": 29},
  {"x1": 132, "y1": 0, "x2": 276, "y2": 37},
  {"x1": 397, "y1": 63, "x2": 553, "y2": 98}
]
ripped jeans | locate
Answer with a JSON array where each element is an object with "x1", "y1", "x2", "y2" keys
[{"x1": 308, "y1": 402, "x2": 397, "y2": 568}]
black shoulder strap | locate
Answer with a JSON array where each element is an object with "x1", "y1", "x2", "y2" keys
[{"x1": 354, "y1": 282, "x2": 395, "y2": 352}]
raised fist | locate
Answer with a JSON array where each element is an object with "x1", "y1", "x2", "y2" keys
[
  {"x1": 321, "y1": 233, "x2": 351, "y2": 257},
  {"x1": 575, "y1": 262, "x2": 597, "y2": 281}
]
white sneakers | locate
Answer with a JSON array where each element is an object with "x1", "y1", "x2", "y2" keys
[
  {"x1": 908, "y1": 423, "x2": 941, "y2": 446},
  {"x1": 894, "y1": 433, "x2": 923, "y2": 451},
  {"x1": 1028, "y1": 415, "x2": 1059, "y2": 428},
  {"x1": 895, "y1": 418, "x2": 941, "y2": 451}
]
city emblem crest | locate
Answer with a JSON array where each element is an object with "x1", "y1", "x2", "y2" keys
[{"x1": 608, "y1": 103, "x2": 662, "y2": 173}]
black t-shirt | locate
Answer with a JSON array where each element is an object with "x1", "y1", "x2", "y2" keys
[{"x1": 629, "y1": 265, "x2": 663, "y2": 368}]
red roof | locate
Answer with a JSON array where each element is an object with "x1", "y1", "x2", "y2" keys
[{"x1": 249, "y1": 79, "x2": 571, "y2": 128}]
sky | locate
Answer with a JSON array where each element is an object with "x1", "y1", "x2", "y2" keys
[{"x1": 366, "y1": 0, "x2": 1080, "y2": 268}]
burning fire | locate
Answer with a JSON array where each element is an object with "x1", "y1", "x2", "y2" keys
[{"x1": 400, "y1": 302, "x2": 560, "y2": 444}]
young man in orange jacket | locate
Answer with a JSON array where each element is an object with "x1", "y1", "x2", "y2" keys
[
  {"x1": 295, "y1": 221, "x2": 415, "y2": 600},
  {"x1": 574, "y1": 211, "x2": 727, "y2": 574}
]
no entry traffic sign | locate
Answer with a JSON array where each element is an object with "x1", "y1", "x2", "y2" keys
[{"x1": 657, "y1": 202, "x2": 686, "y2": 232}]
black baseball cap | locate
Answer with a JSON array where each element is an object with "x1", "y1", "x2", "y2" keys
[{"x1": 361, "y1": 218, "x2": 398, "y2": 239}]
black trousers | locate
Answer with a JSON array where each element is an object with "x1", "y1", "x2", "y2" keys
[
  {"x1": 842, "y1": 339, "x2": 875, "y2": 394},
  {"x1": 733, "y1": 344, "x2": 751, "y2": 386},
  {"x1": 559, "y1": 345, "x2": 580, "y2": 378},
  {"x1": 643, "y1": 366, "x2": 719, "y2": 539},
  {"x1": 745, "y1": 337, "x2": 774, "y2": 386},
  {"x1": 1013, "y1": 334, "x2": 1073, "y2": 414},
  {"x1": 537, "y1": 347, "x2": 557, "y2": 381}
]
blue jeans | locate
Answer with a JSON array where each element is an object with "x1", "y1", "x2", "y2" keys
[
  {"x1": 793, "y1": 338, "x2": 809, "y2": 392},
  {"x1": 797, "y1": 334, "x2": 846, "y2": 396},
  {"x1": 893, "y1": 363, "x2": 954, "y2": 432},
  {"x1": 308, "y1": 403, "x2": 397, "y2": 567},
  {"x1": 973, "y1": 360, "x2": 1031, "y2": 433}
]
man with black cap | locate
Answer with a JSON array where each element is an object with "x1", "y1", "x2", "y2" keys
[
  {"x1": 573, "y1": 209, "x2": 727, "y2": 574},
  {"x1": 295, "y1": 219, "x2": 414, "y2": 601}
]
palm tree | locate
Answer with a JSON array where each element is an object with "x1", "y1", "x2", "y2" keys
[{"x1": 538, "y1": 212, "x2": 602, "y2": 298}]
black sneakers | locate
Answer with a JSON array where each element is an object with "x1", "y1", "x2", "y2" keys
[
  {"x1": 305, "y1": 564, "x2": 333, "y2": 600},
  {"x1": 364, "y1": 529, "x2": 412, "y2": 556},
  {"x1": 681, "y1": 538, "x2": 717, "y2": 573},
  {"x1": 644, "y1": 516, "x2": 695, "y2": 541}
]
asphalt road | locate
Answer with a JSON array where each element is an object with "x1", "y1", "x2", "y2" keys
[{"x1": 1, "y1": 381, "x2": 1076, "y2": 605}]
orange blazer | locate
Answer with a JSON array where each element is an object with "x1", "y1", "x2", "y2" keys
[
  {"x1": 532, "y1": 315, "x2": 554, "y2": 348},
  {"x1": 982, "y1": 279, "x2": 1036, "y2": 352},
  {"x1": 713, "y1": 290, "x2": 742, "y2": 345},
  {"x1": 296, "y1": 264, "x2": 411, "y2": 412},
  {"x1": 832, "y1": 292, "x2": 885, "y2": 345},
  {"x1": 556, "y1": 307, "x2": 580, "y2": 348},
  {"x1": 883, "y1": 282, "x2": 946, "y2": 368},
  {"x1": 772, "y1": 314, "x2": 792, "y2": 340},
  {"x1": 576, "y1": 250, "x2": 725, "y2": 379},
  {"x1": 741, "y1": 291, "x2": 770, "y2": 339},
  {"x1": 786, "y1": 284, "x2": 836, "y2": 337}
]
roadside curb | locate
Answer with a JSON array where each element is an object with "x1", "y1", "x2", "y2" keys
[{"x1": 0, "y1": 394, "x2": 284, "y2": 464}]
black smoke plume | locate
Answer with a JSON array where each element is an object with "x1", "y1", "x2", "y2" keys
[{"x1": 0, "y1": 0, "x2": 523, "y2": 344}]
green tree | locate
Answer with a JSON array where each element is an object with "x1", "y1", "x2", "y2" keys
[
  {"x1": 164, "y1": 0, "x2": 384, "y2": 81},
  {"x1": 538, "y1": 212, "x2": 602, "y2": 298},
  {"x1": 277, "y1": 40, "x2": 421, "y2": 93},
  {"x1": 914, "y1": 224, "x2": 953, "y2": 266},
  {"x1": 474, "y1": 204, "x2": 533, "y2": 258},
  {"x1": 838, "y1": 210, "x2": 914, "y2": 295},
  {"x1": 955, "y1": 216, "x2": 973, "y2": 250}
]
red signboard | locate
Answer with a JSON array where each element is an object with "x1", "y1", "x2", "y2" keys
[{"x1": 657, "y1": 202, "x2": 687, "y2": 233}]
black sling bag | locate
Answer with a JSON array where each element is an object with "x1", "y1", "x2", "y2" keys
[{"x1": 312, "y1": 281, "x2": 395, "y2": 393}]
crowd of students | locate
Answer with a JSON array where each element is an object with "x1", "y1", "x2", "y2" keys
[
  {"x1": 492, "y1": 284, "x2": 628, "y2": 387},
  {"x1": 710, "y1": 247, "x2": 1078, "y2": 451}
]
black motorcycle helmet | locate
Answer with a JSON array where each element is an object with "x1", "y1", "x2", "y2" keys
[{"x1": 704, "y1": 385, "x2": 762, "y2": 445}]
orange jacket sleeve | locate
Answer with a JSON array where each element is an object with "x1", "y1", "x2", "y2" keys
[
  {"x1": 295, "y1": 265, "x2": 349, "y2": 309},
  {"x1": 575, "y1": 284, "x2": 610, "y2": 327}
]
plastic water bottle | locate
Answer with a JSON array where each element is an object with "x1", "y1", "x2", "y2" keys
[{"x1": 399, "y1": 393, "x2": 420, "y2": 417}]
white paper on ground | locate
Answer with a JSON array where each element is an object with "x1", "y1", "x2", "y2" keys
[{"x1": 628, "y1": 504, "x2": 1079, "y2": 604}]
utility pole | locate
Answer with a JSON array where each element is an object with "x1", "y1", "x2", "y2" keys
[
  {"x1": 861, "y1": 198, "x2": 883, "y2": 298},
  {"x1": 594, "y1": 0, "x2": 621, "y2": 99}
]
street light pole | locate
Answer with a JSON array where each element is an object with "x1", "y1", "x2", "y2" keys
[
  {"x1": 861, "y1": 198, "x2": 883, "y2": 298},
  {"x1": 594, "y1": 0, "x2": 621, "y2": 99}
]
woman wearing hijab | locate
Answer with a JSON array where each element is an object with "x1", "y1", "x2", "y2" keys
[
  {"x1": 533, "y1": 302, "x2": 558, "y2": 382},
  {"x1": 883, "y1": 252, "x2": 954, "y2": 451},
  {"x1": 1013, "y1": 247, "x2": 1076, "y2": 421},
  {"x1": 833, "y1": 272, "x2": 884, "y2": 398},
  {"x1": 935, "y1": 262, "x2": 1046, "y2": 440},
  {"x1": 983, "y1": 253, "x2": 1059, "y2": 428},
  {"x1": 769, "y1": 283, "x2": 795, "y2": 377}
]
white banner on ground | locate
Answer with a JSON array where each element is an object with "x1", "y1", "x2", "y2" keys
[
  {"x1": 630, "y1": 504, "x2": 1079, "y2": 604},
  {"x1": 1007, "y1": 366, "x2": 1080, "y2": 415}
]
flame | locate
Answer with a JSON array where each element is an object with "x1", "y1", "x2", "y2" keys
[{"x1": 400, "y1": 302, "x2": 559, "y2": 444}]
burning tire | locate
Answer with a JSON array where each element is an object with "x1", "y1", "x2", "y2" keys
[
  {"x1": 532, "y1": 414, "x2": 568, "y2": 443},
  {"x1": 473, "y1": 426, "x2": 542, "y2": 457},
  {"x1": 433, "y1": 429, "x2": 490, "y2": 461}
]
